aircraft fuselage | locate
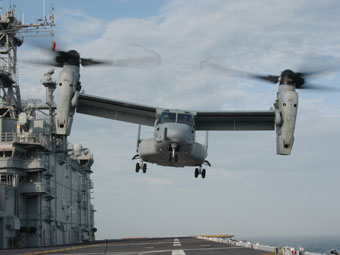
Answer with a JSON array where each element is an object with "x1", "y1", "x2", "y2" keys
[{"x1": 137, "y1": 110, "x2": 207, "y2": 167}]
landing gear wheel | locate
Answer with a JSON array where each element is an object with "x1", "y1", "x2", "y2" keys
[
  {"x1": 174, "y1": 154, "x2": 178, "y2": 163},
  {"x1": 201, "y1": 169, "x2": 206, "y2": 179},
  {"x1": 142, "y1": 163, "x2": 147, "y2": 173},
  {"x1": 135, "y1": 163, "x2": 140, "y2": 173},
  {"x1": 194, "y1": 168, "x2": 199, "y2": 178}
]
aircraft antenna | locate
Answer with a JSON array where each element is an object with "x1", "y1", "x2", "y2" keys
[
  {"x1": 43, "y1": 0, "x2": 46, "y2": 23},
  {"x1": 19, "y1": 2, "x2": 21, "y2": 23}
]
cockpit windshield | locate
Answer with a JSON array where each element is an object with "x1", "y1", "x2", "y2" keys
[
  {"x1": 177, "y1": 113, "x2": 193, "y2": 126},
  {"x1": 157, "y1": 112, "x2": 176, "y2": 125},
  {"x1": 157, "y1": 112, "x2": 194, "y2": 127}
]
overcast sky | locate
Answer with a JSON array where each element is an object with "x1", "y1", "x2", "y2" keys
[{"x1": 9, "y1": 0, "x2": 340, "y2": 240}]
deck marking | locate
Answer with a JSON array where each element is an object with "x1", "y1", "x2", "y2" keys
[
  {"x1": 173, "y1": 238, "x2": 181, "y2": 246},
  {"x1": 172, "y1": 238, "x2": 185, "y2": 254},
  {"x1": 171, "y1": 250, "x2": 186, "y2": 255},
  {"x1": 23, "y1": 243, "x2": 104, "y2": 255}
]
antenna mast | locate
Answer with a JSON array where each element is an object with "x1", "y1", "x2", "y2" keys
[{"x1": 0, "y1": 3, "x2": 54, "y2": 118}]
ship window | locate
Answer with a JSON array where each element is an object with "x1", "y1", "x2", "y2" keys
[
  {"x1": 0, "y1": 174, "x2": 14, "y2": 186},
  {"x1": 177, "y1": 113, "x2": 193, "y2": 126},
  {"x1": 157, "y1": 112, "x2": 176, "y2": 125},
  {"x1": 26, "y1": 173, "x2": 39, "y2": 182},
  {"x1": 283, "y1": 103, "x2": 286, "y2": 106},
  {"x1": 0, "y1": 151, "x2": 13, "y2": 158}
]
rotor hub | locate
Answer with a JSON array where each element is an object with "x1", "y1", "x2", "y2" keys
[{"x1": 55, "y1": 50, "x2": 80, "y2": 66}]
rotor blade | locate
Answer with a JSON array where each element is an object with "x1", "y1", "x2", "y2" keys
[
  {"x1": 200, "y1": 60, "x2": 279, "y2": 84},
  {"x1": 111, "y1": 45, "x2": 161, "y2": 68},
  {"x1": 23, "y1": 50, "x2": 77, "y2": 67},
  {"x1": 21, "y1": 59, "x2": 63, "y2": 67},
  {"x1": 255, "y1": 74, "x2": 280, "y2": 83},
  {"x1": 81, "y1": 58, "x2": 113, "y2": 67},
  {"x1": 295, "y1": 68, "x2": 338, "y2": 79},
  {"x1": 111, "y1": 57, "x2": 159, "y2": 68},
  {"x1": 20, "y1": 40, "x2": 63, "y2": 67},
  {"x1": 295, "y1": 54, "x2": 340, "y2": 78},
  {"x1": 112, "y1": 52, "x2": 161, "y2": 69},
  {"x1": 297, "y1": 83, "x2": 339, "y2": 91}
]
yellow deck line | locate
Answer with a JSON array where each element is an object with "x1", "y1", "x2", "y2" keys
[{"x1": 23, "y1": 243, "x2": 104, "y2": 254}]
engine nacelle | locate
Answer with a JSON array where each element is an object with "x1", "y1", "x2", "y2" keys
[
  {"x1": 55, "y1": 65, "x2": 80, "y2": 136},
  {"x1": 276, "y1": 85, "x2": 298, "y2": 155}
]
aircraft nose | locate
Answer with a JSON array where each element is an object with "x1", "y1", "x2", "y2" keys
[{"x1": 165, "y1": 124, "x2": 192, "y2": 144}]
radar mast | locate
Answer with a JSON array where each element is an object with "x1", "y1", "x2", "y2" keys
[{"x1": 0, "y1": 2, "x2": 54, "y2": 118}]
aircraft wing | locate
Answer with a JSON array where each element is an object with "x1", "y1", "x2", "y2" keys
[
  {"x1": 76, "y1": 94, "x2": 157, "y2": 126},
  {"x1": 195, "y1": 111, "x2": 275, "y2": 131}
]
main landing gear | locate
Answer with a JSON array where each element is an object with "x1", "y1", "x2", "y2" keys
[
  {"x1": 133, "y1": 154, "x2": 147, "y2": 174},
  {"x1": 135, "y1": 162, "x2": 147, "y2": 173},
  {"x1": 194, "y1": 167, "x2": 206, "y2": 179}
]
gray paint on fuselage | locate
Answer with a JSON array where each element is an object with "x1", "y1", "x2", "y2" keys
[
  {"x1": 138, "y1": 110, "x2": 207, "y2": 167},
  {"x1": 56, "y1": 64, "x2": 80, "y2": 135}
]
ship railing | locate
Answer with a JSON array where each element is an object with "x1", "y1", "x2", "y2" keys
[
  {"x1": 1, "y1": 132, "x2": 15, "y2": 142},
  {"x1": 20, "y1": 182, "x2": 48, "y2": 194},
  {"x1": 89, "y1": 180, "x2": 94, "y2": 189},
  {"x1": 197, "y1": 236, "x2": 323, "y2": 255},
  {"x1": 1, "y1": 132, "x2": 50, "y2": 149}
]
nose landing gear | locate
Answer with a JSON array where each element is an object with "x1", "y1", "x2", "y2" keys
[
  {"x1": 194, "y1": 166, "x2": 206, "y2": 179},
  {"x1": 168, "y1": 143, "x2": 178, "y2": 163}
]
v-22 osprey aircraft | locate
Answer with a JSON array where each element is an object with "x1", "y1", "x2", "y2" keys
[{"x1": 39, "y1": 48, "x2": 327, "y2": 179}]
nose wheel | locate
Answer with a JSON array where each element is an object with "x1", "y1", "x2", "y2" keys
[
  {"x1": 194, "y1": 167, "x2": 206, "y2": 179},
  {"x1": 136, "y1": 162, "x2": 147, "y2": 173},
  {"x1": 168, "y1": 143, "x2": 178, "y2": 163}
]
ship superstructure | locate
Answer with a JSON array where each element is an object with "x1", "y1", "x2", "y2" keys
[{"x1": 0, "y1": 4, "x2": 96, "y2": 249}]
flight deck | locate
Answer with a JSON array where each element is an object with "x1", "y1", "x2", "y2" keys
[{"x1": 0, "y1": 237, "x2": 273, "y2": 255}]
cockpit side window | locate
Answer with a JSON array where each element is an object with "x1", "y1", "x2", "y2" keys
[
  {"x1": 177, "y1": 113, "x2": 193, "y2": 126},
  {"x1": 157, "y1": 112, "x2": 176, "y2": 125}
]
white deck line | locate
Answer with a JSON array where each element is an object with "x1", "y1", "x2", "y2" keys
[{"x1": 172, "y1": 238, "x2": 185, "y2": 254}]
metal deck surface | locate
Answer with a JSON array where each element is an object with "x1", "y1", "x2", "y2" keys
[{"x1": 0, "y1": 237, "x2": 274, "y2": 255}]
